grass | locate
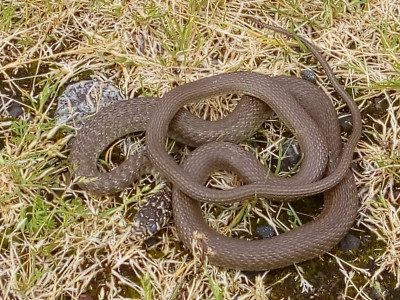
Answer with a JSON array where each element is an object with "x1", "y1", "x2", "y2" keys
[{"x1": 1, "y1": 0, "x2": 400, "y2": 299}]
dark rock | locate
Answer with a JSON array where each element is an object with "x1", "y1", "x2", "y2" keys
[
  {"x1": 366, "y1": 259, "x2": 378, "y2": 272},
  {"x1": 144, "y1": 236, "x2": 160, "y2": 247},
  {"x1": 374, "y1": 96, "x2": 389, "y2": 113},
  {"x1": 279, "y1": 141, "x2": 301, "y2": 172},
  {"x1": 351, "y1": 162, "x2": 362, "y2": 173},
  {"x1": 338, "y1": 114, "x2": 353, "y2": 133},
  {"x1": 7, "y1": 101, "x2": 23, "y2": 117},
  {"x1": 301, "y1": 69, "x2": 317, "y2": 84},
  {"x1": 339, "y1": 233, "x2": 361, "y2": 251},
  {"x1": 0, "y1": 96, "x2": 23, "y2": 118},
  {"x1": 255, "y1": 225, "x2": 275, "y2": 239},
  {"x1": 364, "y1": 95, "x2": 389, "y2": 118}
]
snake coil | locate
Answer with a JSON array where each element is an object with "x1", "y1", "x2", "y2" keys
[{"x1": 70, "y1": 20, "x2": 361, "y2": 270}]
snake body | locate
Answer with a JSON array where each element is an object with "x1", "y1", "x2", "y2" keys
[{"x1": 70, "y1": 21, "x2": 361, "y2": 270}]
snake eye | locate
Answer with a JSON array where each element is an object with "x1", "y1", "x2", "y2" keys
[{"x1": 149, "y1": 224, "x2": 158, "y2": 233}]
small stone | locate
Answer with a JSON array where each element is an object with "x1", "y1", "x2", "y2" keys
[
  {"x1": 176, "y1": 54, "x2": 185, "y2": 62},
  {"x1": 0, "y1": 96, "x2": 23, "y2": 118},
  {"x1": 364, "y1": 95, "x2": 388, "y2": 118},
  {"x1": 255, "y1": 225, "x2": 275, "y2": 239},
  {"x1": 339, "y1": 233, "x2": 361, "y2": 251},
  {"x1": 366, "y1": 259, "x2": 377, "y2": 272},
  {"x1": 301, "y1": 69, "x2": 317, "y2": 84},
  {"x1": 338, "y1": 114, "x2": 353, "y2": 133},
  {"x1": 351, "y1": 162, "x2": 362, "y2": 173},
  {"x1": 371, "y1": 284, "x2": 387, "y2": 300},
  {"x1": 280, "y1": 141, "x2": 301, "y2": 172},
  {"x1": 374, "y1": 96, "x2": 389, "y2": 113},
  {"x1": 7, "y1": 101, "x2": 23, "y2": 117},
  {"x1": 211, "y1": 54, "x2": 222, "y2": 65},
  {"x1": 144, "y1": 236, "x2": 160, "y2": 247}
]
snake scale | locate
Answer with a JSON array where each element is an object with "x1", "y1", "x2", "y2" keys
[{"x1": 70, "y1": 20, "x2": 361, "y2": 271}]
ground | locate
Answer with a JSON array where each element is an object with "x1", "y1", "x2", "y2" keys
[{"x1": 1, "y1": 0, "x2": 400, "y2": 299}]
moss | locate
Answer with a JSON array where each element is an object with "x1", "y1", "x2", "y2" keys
[
  {"x1": 261, "y1": 229, "x2": 393, "y2": 299},
  {"x1": 75, "y1": 70, "x2": 95, "y2": 82}
]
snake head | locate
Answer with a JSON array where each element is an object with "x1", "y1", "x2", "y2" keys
[{"x1": 130, "y1": 186, "x2": 172, "y2": 240}]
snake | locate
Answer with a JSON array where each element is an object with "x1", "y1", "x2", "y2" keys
[{"x1": 69, "y1": 19, "x2": 361, "y2": 270}]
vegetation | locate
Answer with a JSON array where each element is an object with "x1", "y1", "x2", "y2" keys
[{"x1": 1, "y1": 0, "x2": 399, "y2": 299}]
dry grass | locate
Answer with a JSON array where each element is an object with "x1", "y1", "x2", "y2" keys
[{"x1": 1, "y1": 0, "x2": 400, "y2": 299}]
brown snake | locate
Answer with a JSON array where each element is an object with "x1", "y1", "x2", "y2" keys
[{"x1": 70, "y1": 20, "x2": 361, "y2": 270}]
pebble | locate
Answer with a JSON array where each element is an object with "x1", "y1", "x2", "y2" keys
[
  {"x1": 7, "y1": 101, "x2": 23, "y2": 117},
  {"x1": 373, "y1": 96, "x2": 389, "y2": 113},
  {"x1": 144, "y1": 236, "x2": 160, "y2": 247},
  {"x1": 280, "y1": 141, "x2": 301, "y2": 172},
  {"x1": 301, "y1": 69, "x2": 317, "y2": 84},
  {"x1": 366, "y1": 259, "x2": 378, "y2": 272},
  {"x1": 339, "y1": 233, "x2": 361, "y2": 251},
  {"x1": 371, "y1": 284, "x2": 387, "y2": 300},
  {"x1": 338, "y1": 114, "x2": 353, "y2": 133},
  {"x1": 54, "y1": 80, "x2": 123, "y2": 128},
  {"x1": 365, "y1": 95, "x2": 389, "y2": 118},
  {"x1": 0, "y1": 96, "x2": 23, "y2": 118},
  {"x1": 255, "y1": 225, "x2": 275, "y2": 239}
]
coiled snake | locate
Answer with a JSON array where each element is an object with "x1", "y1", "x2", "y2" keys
[{"x1": 69, "y1": 20, "x2": 361, "y2": 270}]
